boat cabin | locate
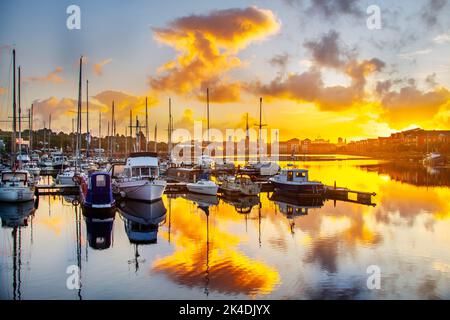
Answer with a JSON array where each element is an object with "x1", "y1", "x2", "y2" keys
[
  {"x1": 279, "y1": 169, "x2": 310, "y2": 183},
  {"x1": 1, "y1": 171, "x2": 29, "y2": 187},
  {"x1": 122, "y1": 152, "x2": 160, "y2": 180}
]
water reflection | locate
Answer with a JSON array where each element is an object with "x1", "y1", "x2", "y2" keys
[
  {"x1": 0, "y1": 201, "x2": 36, "y2": 300},
  {"x1": 83, "y1": 207, "x2": 115, "y2": 250},
  {"x1": 360, "y1": 162, "x2": 450, "y2": 187},
  {"x1": 118, "y1": 199, "x2": 167, "y2": 244},
  {"x1": 1, "y1": 159, "x2": 449, "y2": 299},
  {"x1": 219, "y1": 195, "x2": 261, "y2": 214}
]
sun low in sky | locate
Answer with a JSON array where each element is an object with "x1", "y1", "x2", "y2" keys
[{"x1": 0, "y1": 0, "x2": 449, "y2": 142}]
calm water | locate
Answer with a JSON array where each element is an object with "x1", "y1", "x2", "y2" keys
[{"x1": 1, "y1": 159, "x2": 450, "y2": 300}]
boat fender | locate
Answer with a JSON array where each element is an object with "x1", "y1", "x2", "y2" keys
[{"x1": 120, "y1": 191, "x2": 126, "y2": 198}]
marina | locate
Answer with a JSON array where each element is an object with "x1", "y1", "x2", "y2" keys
[{"x1": 1, "y1": 158, "x2": 450, "y2": 300}]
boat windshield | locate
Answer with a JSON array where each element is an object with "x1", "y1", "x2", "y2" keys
[{"x1": 2, "y1": 172, "x2": 27, "y2": 182}]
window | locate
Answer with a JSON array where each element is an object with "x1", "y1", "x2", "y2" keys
[
  {"x1": 151, "y1": 168, "x2": 158, "y2": 177},
  {"x1": 295, "y1": 172, "x2": 306, "y2": 178},
  {"x1": 287, "y1": 171, "x2": 293, "y2": 181},
  {"x1": 96, "y1": 175, "x2": 106, "y2": 187},
  {"x1": 132, "y1": 168, "x2": 140, "y2": 177},
  {"x1": 141, "y1": 167, "x2": 150, "y2": 176}
]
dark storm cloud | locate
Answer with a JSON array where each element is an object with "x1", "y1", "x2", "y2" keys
[
  {"x1": 306, "y1": 0, "x2": 363, "y2": 18},
  {"x1": 421, "y1": 0, "x2": 448, "y2": 28},
  {"x1": 303, "y1": 30, "x2": 349, "y2": 69}
]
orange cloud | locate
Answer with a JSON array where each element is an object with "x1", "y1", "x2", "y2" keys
[
  {"x1": 149, "y1": 6, "x2": 280, "y2": 103},
  {"x1": 93, "y1": 58, "x2": 112, "y2": 76},
  {"x1": 26, "y1": 67, "x2": 65, "y2": 84},
  {"x1": 380, "y1": 85, "x2": 450, "y2": 128},
  {"x1": 0, "y1": 87, "x2": 6, "y2": 95}
]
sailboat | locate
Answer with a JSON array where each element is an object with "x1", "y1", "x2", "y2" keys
[
  {"x1": 0, "y1": 49, "x2": 35, "y2": 203},
  {"x1": 240, "y1": 98, "x2": 280, "y2": 177}
]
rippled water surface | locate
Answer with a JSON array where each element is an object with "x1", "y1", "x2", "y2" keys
[{"x1": 1, "y1": 159, "x2": 449, "y2": 299}]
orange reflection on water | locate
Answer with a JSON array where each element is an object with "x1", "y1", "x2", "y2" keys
[{"x1": 152, "y1": 197, "x2": 280, "y2": 297}]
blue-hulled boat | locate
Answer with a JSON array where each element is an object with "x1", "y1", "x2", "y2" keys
[{"x1": 76, "y1": 172, "x2": 116, "y2": 215}]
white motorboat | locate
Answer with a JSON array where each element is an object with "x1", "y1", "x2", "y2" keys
[
  {"x1": 56, "y1": 167, "x2": 77, "y2": 186},
  {"x1": 0, "y1": 170, "x2": 35, "y2": 202},
  {"x1": 186, "y1": 179, "x2": 219, "y2": 196},
  {"x1": 219, "y1": 174, "x2": 261, "y2": 196},
  {"x1": 197, "y1": 154, "x2": 215, "y2": 168},
  {"x1": 23, "y1": 161, "x2": 41, "y2": 176},
  {"x1": 113, "y1": 152, "x2": 166, "y2": 202},
  {"x1": 240, "y1": 161, "x2": 280, "y2": 177}
]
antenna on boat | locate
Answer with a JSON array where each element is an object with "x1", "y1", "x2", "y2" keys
[{"x1": 168, "y1": 98, "x2": 172, "y2": 157}]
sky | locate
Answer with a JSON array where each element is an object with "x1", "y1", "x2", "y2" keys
[{"x1": 0, "y1": 0, "x2": 450, "y2": 142}]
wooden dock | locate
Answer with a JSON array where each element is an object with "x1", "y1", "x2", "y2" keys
[
  {"x1": 34, "y1": 181, "x2": 376, "y2": 206},
  {"x1": 324, "y1": 185, "x2": 376, "y2": 206},
  {"x1": 35, "y1": 184, "x2": 79, "y2": 196}
]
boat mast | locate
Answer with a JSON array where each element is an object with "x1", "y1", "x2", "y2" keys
[
  {"x1": 48, "y1": 113, "x2": 51, "y2": 150},
  {"x1": 168, "y1": 98, "x2": 172, "y2": 157},
  {"x1": 245, "y1": 112, "x2": 249, "y2": 164},
  {"x1": 129, "y1": 109, "x2": 132, "y2": 154},
  {"x1": 154, "y1": 123, "x2": 157, "y2": 153},
  {"x1": 75, "y1": 56, "x2": 83, "y2": 173},
  {"x1": 18, "y1": 66, "x2": 22, "y2": 169},
  {"x1": 145, "y1": 97, "x2": 149, "y2": 152},
  {"x1": 207, "y1": 88, "x2": 210, "y2": 142},
  {"x1": 98, "y1": 111, "x2": 101, "y2": 150},
  {"x1": 11, "y1": 49, "x2": 17, "y2": 168},
  {"x1": 30, "y1": 104, "x2": 33, "y2": 153},
  {"x1": 135, "y1": 116, "x2": 140, "y2": 152},
  {"x1": 86, "y1": 79, "x2": 89, "y2": 157},
  {"x1": 110, "y1": 101, "x2": 114, "y2": 158}
]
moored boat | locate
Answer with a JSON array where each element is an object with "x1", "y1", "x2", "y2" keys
[
  {"x1": 219, "y1": 174, "x2": 261, "y2": 196},
  {"x1": 269, "y1": 168, "x2": 324, "y2": 195},
  {"x1": 0, "y1": 170, "x2": 35, "y2": 202},
  {"x1": 113, "y1": 152, "x2": 166, "y2": 202},
  {"x1": 75, "y1": 172, "x2": 116, "y2": 215},
  {"x1": 186, "y1": 179, "x2": 218, "y2": 196}
]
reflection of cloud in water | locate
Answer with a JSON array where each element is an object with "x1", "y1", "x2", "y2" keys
[{"x1": 152, "y1": 198, "x2": 280, "y2": 297}]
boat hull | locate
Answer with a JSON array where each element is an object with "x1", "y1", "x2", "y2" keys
[
  {"x1": 117, "y1": 179, "x2": 166, "y2": 202},
  {"x1": 186, "y1": 184, "x2": 218, "y2": 196},
  {"x1": 270, "y1": 181, "x2": 324, "y2": 195},
  {"x1": 57, "y1": 175, "x2": 77, "y2": 186},
  {"x1": 0, "y1": 187, "x2": 35, "y2": 202}
]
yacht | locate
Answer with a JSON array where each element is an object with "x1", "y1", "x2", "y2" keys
[
  {"x1": 75, "y1": 172, "x2": 116, "y2": 214},
  {"x1": 423, "y1": 152, "x2": 446, "y2": 167},
  {"x1": 56, "y1": 167, "x2": 77, "y2": 185},
  {"x1": 219, "y1": 174, "x2": 261, "y2": 196},
  {"x1": 240, "y1": 161, "x2": 280, "y2": 177},
  {"x1": 186, "y1": 179, "x2": 219, "y2": 196},
  {"x1": 197, "y1": 154, "x2": 215, "y2": 168},
  {"x1": 112, "y1": 152, "x2": 166, "y2": 202},
  {"x1": 270, "y1": 191, "x2": 324, "y2": 217},
  {"x1": 269, "y1": 168, "x2": 324, "y2": 195},
  {"x1": 0, "y1": 170, "x2": 35, "y2": 202},
  {"x1": 23, "y1": 161, "x2": 41, "y2": 176}
]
